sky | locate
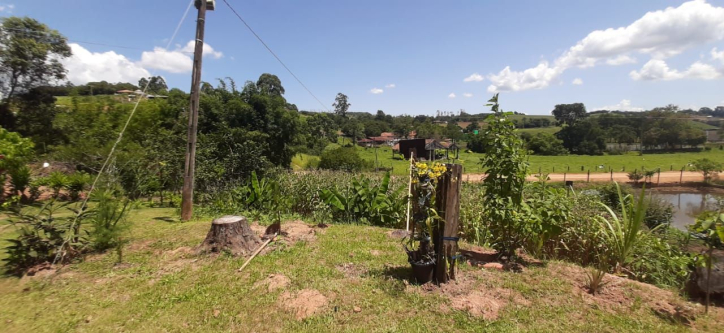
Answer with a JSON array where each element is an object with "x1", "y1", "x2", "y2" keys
[{"x1": 3, "y1": 0, "x2": 724, "y2": 115}]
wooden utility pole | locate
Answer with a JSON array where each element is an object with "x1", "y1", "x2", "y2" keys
[{"x1": 181, "y1": 0, "x2": 214, "y2": 221}]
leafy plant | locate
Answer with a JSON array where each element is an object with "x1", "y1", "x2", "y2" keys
[
  {"x1": 319, "y1": 171, "x2": 404, "y2": 227},
  {"x1": 318, "y1": 146, "x2": 369, "y2": 172},
  {"x1": 479, "y1": 94, "x2": 529, "y2": 258},
  {"x1": 2, "y1": 202, "x2": 89, "y2": 275},
  {"x1": 87, "y1": 192, "x2": 131, "y2": 260},
  {"x1": 691, "y1": 158, "x2": 723, "y2": 184},
  {"x1": 688, "y1": 210, "x2": 724, "y2": 313},
  {"x1": 627, "y1": 170, "x2": 643, "y2": 184},
  {"x1": 67, "y1": 172, "x2": 91, "y2": 201},
  {"x1": 47, "y1": 171, "x2": 69, "y2": 198},
  {"x1": 8, "y1": 165, "x2": 31, "y2": 199},
  {"x1": 597, "y1": 182, "x2": 647, "y2": 274},
  {"x1": 585, "y1": 267, "x2": 609, "y2": 295}
]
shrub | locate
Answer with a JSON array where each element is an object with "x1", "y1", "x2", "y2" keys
[
  {"x1": 47, "y1": 171, "x2": 69, "y2": 198},
  {"x1": 9, "y1": 165, "x2": 31, "y2": 198},
  {"x1": 2, "y1": 203, "x2": 89, "y2": 275},
  {"x1": 691, "y1": 158, "x2": 723, "y2": 183},
  {"x1": 628, "y1": 231, "x2": 693, "y2": 289},
  {"x1": 88, "y1": 192, "x2": 131, "y2": 255},
  {"x1": 319, "y1": 171, "x2": 404, "y2": 227},
  {"x1": 67, "y1": 172, "x2": 91, "y2": 201},
  {"x1": 319, "y1": 147, "x2": 368, "y2": 172}
]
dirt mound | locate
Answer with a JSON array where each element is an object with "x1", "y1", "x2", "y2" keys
[
  {"x1": 406, "y1": 269, "x2": 529, "y2": 320},
  {"x1": 336, "y1": 263, "x2": 368, "y2": 279},
  {"x1": 279, "y1": 221, "x2": 317, "y2": 244},
  {"x1": 250, "y1": 220, "x2": 317, "y2": 246},
  {"x1": 551, "y1": 262, "x2": 699, "y2": 322},
  {"x1": 255, "y1": 274, "x2": 291, "y2": 292},
  {"x1": 279, "y1": 289, "x2": 328, "y2": 320}
]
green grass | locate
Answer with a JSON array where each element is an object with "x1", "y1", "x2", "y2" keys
[
  {"x1": 518, "y1": 127, "x2": 561, "y2": 135},
  {"x1": 1, "y1": 207, "x2": 720, "y2": 332},
  {"x1": 346, "y1": 145, "x2": 724, "y2": 176}
]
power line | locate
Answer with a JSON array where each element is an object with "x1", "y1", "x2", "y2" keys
[
  {"x1": 221, "y1": 0, "x2": 331, "y2": 112},
  {"x1": 0, "y1": 27, "x2": 194, "y2": 54}
]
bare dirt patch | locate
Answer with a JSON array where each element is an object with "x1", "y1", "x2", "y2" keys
[
  {"x1": 335, "y1": 262, "x2": 368, "y2": 279},
  {"x1": 278, "y1": 289, "x2": 328, "y2": 320},
  {"x1": 250, "y1": 220, "x2": 317, "y2": 249},
  {"x1": 550, "y1": 262, "x2": 700, "y2": 323},
  {"x1": 388, "y1": 229, "x2": 409, "y2": 239},
  {"x1": 254, "y1": 274, "x2": 291, "y2": 292},
  {"x1": 406, "y1": 269, "x2": 529, "y2": 320}
]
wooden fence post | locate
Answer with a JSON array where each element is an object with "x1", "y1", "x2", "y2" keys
[
  {"x1": 433, "y1": 164, "x2": 462, "y2": 284},
  {"x1": 587, "y1": 170, "x2": 590, "y2": 182}
]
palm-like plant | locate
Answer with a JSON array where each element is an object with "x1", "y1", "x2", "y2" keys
[{"x1": 597, "y1": 182, "x2": 647, "y2": 274}]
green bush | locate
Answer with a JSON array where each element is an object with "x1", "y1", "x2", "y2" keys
[
  {"x1": 628, "y1": 231, "x2": 694, "y2": 289},
  {"x1": 47, "y1": 171, "x2": 69, "y2": 198},
  {"x1": 88, "y1": 192, "x2": 131, "y2": 253},
  {"x1": 319, "y1": 147, "x2": 368, "y2": 172},
  {"x1": 67, "y1": 172, "x2": 91, "y2": 201},
  {"x1": 9, "y1": 165, "x2": 31, "y2": 198},
  {"x1": 3, "y1": 203, "x2": 89, "y2": 275}
]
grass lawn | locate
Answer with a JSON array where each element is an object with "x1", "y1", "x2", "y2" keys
[{"x1": 1, "y1": 207, "x2": 721, "y2": 332}]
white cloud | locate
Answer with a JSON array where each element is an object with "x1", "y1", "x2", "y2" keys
[
  {"x1": 463, "y1": 93, "x2": 473, "y2": 98},
  {"x1": 385, "y1": 83, "x2": 396, "y2": 88},
  {"x1": 487, "y1": 0, "x2": 724, "y2": 91},
  {"x1": 712, "y1": 47, "x2": 724, "y2": 63},
  {"x1": 487, "y1": 61, "x2": 561, "y2": 92},
  {"x1": 62, "y1": 43, "x2": 151, "y2": 84},
  {"x1": 463, "y1": 73, "x2": 484, "y2": 82},
  {"x1": 572, "y1": 78, "x2": 583, "y2": 85},
  {"x1": 630, "y1": 59, "x2": 722, "y2": 80},
  {"x1": 180, "y1": 40, "x2": 223, "y2": 59},
  {"x1": 140, "y1": 47, "x2": 192, "y2": 73},
  {"x1": 606, "y1": 55, "x2": 637, "y2": 66},
  {"x1": 0, "y1": 4, "x2": 14, "y2": 12},
  {"x1": 140, "y1": 40, "x2": 223, "y2": 73},
  {"x1": 448, "y1": 93, "x2": 456, "y2": 98},
  {"x1": 593, "y1": 99, "x2": 645, "y2": 112},
  {"x1": 370, "y1": 88, "x2": 384, "y2": 94}
]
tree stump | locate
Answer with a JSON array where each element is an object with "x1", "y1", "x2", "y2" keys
[{"x1": 199, "y1": 216, "x2": 262, "y2": 256}]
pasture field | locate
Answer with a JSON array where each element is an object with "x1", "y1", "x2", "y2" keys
[{"x1": 304, "y1": 144, "x2": 724, "y2": 176}]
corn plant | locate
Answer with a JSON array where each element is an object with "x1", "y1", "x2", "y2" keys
[{"x1": 597, "y1": 182, "x2": 647, "y2": 274}]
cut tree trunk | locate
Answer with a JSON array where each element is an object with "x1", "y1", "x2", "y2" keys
[{"x1": 199, "y1": 215, "x2": 262, "y2": 256}]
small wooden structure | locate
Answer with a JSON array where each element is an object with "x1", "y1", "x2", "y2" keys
[
  {"x1": 433, "y1": 164, "x2": 463, "y2": 283},
  {"x1": 199, "y1": 215, "x2": 261, "y2": 256}
]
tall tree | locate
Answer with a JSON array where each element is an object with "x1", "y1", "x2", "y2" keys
[
  {"x1": 138, "y1": 76, "x2": 168, "y2": 94},
  {"x1": 551, "y1": 103, "x2": 587, "y2": 126},
  {"x1": 256, "y1": 73, "x2": 285, "y2": 96},
  {"x1": 333, "y1": 93, "x2": 350, "y2": 117},
  {"x1": 0, "y1": 17, "x2": 71, "y2": 104}
]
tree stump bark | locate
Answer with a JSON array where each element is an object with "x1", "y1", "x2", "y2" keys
[{"x1": 199, "y1": 216, "x2": 262, "y2": 256}]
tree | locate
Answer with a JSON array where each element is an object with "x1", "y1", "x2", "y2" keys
[
  {"x1": 256, "y1": 73, "x2": 285, "y2": 96},
  {"x1": 480, "y1": 94, "x2": 529, "y2": 258},
  {"x1": 392, "y1": 115, "x2": 413, "y2": 138},
  {"x1": 691, "y1": 158, "x2": 723, "y2": 184},
  {"x1": 523, "y1": 132, "x2": 568, "y2": 156},
  {"x1": 0, "y1": 17, "x2": 71, "y2": 104},
  {"x1": 551, "y1": 103, "x2": 587, "y2": 126},
  {"x1": 556, "y1": 118, "x2": 605, "y2": 155},
  {"x1": 333, "y1": 93, "x2": 350, "y2": 117},
  {"x1": 465, "y1": 121, "x2": 480, "y2": 133},
  {"x1": 138, "y1": 76, "x2": 168, "y2": 94}
]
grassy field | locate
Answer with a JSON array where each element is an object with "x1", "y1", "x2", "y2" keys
[
  {"x1": 1, "y1": 207, "x2": 721, "y2": 332},
  {"x1": 315, "y1": 144, "x2": 724, "y2": 176}
]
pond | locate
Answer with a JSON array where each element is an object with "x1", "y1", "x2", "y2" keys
[{"x1": 654, "y1": 192, "x2": 722, "y2": 231}]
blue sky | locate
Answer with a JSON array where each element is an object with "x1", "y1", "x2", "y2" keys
[{"x1": 4, "y1": 0, "x2": 724, "y2": 115}]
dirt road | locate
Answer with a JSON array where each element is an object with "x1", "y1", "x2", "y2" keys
[{"x1": 463, "y1": 171, "x2": 724, "y2": 184}]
